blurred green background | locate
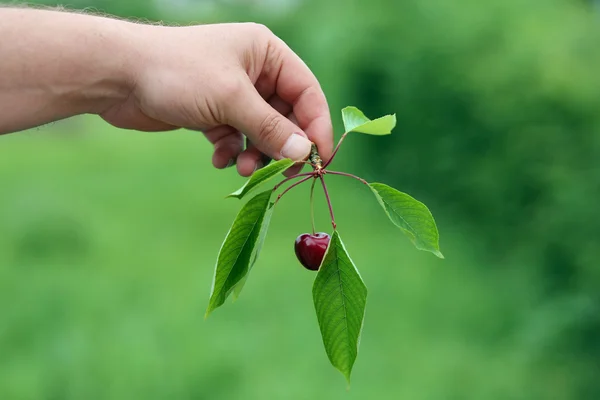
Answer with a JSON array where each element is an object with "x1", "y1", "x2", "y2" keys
[{"x1": 2, "y1": 0, "x2": 600, "y2": 398}]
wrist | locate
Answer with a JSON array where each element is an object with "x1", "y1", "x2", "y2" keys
[{"x1": 80, "y1": 16, "x2": 142, "y2": 115}]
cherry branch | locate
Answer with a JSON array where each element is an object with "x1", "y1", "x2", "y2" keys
[{"x1": 300, "y1": 160, "x2": 318, "y2": 168}]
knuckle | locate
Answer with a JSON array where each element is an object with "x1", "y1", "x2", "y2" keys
[
  {"x1": 258, "y1": 113, "x2": 285, "y2": 143},
  {"x1": 246, "y1": 22, "x2": 272, "y2": 37},
  {"x1": 219, "y1": 78, "x2": 244, "y2": 103}
]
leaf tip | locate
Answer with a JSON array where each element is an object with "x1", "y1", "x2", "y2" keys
[
  {"x1": 344, "y1": 373, "x2": 352, "y2": 386},
  {"x1": 204, "y1": 299, "x2": 218, "y2": 319},
  {"x1": 434, "y1": 250, "x2": 445, "y2": 259}
]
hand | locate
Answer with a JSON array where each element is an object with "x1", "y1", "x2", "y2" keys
[{"x1": 101, "y1": 22, "x2": 334, "y2": 176}]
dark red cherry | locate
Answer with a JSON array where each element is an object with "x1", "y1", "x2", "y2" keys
[{"x1": 294, "y1": 232, "x2": 331, "y2": 271}]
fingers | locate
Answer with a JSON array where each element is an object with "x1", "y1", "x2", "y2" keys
[
  {"x1": 223, "y1": 79, "x2": 312, "y2": 162},
  {"x1": 212, "y1": 131, "x2": 243, "y2": 169},
  {"x1": 205, "y1": 92, "x2": 304, "y2": 176},
  {"x1": 247, "y1": 137, "x2": 273, "y2": 170},
  {"x1": 204, "y1": 125, "x2": 244, "y2": 169},
  {"x1": 236, "y1": 95, "x2": 293, "y2": 176},
  {"x1": 235, "y1": 138, "x2": 272, "y2": 177},
  {"x1": 236, "y1": 140, "x2": 263, "y2": 177},
  {"x1": 265, "y1": 94, "x2": 305, "y2": 177},
  {"x1": 266, "y1": 37, "x2": 334, "y2": 161}
]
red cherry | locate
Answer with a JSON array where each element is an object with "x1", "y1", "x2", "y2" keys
[{"x1": 294, "y1": 232, "x2": 331, "y2": 271}]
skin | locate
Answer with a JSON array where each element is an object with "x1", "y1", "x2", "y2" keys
[{"x1": 0, "y1": 8, "x2": 334, "y2": 176}]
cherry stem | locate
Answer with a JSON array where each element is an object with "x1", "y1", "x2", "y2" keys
[
  {"x1": 319, "y1": 176, "x2": 337, "y2": 230},
  {"x1": 274, "y1": 175, "x2": 314, "y2": 205},
  {"x1": 326, "y1": 170, "x2": 368, "y2": 185},
  {"x1": 273, "y1": 172, "x2": 314, "y2": 192},
  {"x1": 322, "y1": 132, "x2": 349, "y2": 169},
  {"x1": 309, "y1": 177, "x2": 317, "y2": 235}
]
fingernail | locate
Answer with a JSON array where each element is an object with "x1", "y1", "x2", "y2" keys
[
  {"x1": 295, "y1": 131, "x2": 308, "y2": 138},
  {"x1": 281, "y1": 132, "x2": 311, "y2": 161},
  {"x1": 226, "y1": 158, "x2": 235, "y2": 168}
]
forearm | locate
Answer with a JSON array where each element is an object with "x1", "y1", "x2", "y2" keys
[{"x1": 0, "y1": 8, "x2": 139, "y2": 134}]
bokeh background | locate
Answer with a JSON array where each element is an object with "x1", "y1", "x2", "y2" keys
[{"x1": 2, "y1": 0, "x2": 600, "y2": 398}]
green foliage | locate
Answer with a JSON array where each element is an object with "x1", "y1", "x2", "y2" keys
[
  {"x1": 227, "y1": 159, "x2": 294, "y2": 199},
  {"x1": 0, "y1": 116, "x2": 586, "y2": 400},
  {"x1": 312, "y1": 231, "x2": 367, "y2": 383},
  {"x1": 208, "y1": 106, "x2": 440, "y2": 381},
  {"x1": 268, "y1": 0, "x2": 600, "y2": 395},
  {"x1": 206, "y1": 190, "x2": 273, "y2": 317},
  {"x1": 232, "y1": 200, "x2": 274, "y2": 300},
  {"x1": 369, "y1": 183, "x2": 443, "y2": 258},
  {"x1": 341, "y1": 106, "x2": 396, "y2": 135}
]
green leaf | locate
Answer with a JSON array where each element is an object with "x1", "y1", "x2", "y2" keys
[
  {"x1": 232, "y1": 202, "x2": 274, "y2": 300},
  {"x1": 231, "y1": 275, "x2": 248, "y2": 301},
  {"x1": 312, "y1": 231, "x2": 367, "y2": 383},
  {"x1": 369, "y1": 183, "x2": 444, "y2": 258},
  {"x1": 227, "y1": 158, "x2": 294, "y2": 199},
  {"x1": 341, "y1": 106, "x2": 396, "y2": 135},
  {"x1": 206, "y1": 190, "x2": 273, "y2": 316}
]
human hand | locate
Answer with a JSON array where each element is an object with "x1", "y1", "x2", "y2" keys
[{"x1": 101, "y1": 22, "x2": 334, "y2": 176}]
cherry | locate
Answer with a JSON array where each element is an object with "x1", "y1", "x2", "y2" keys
[{"x1": 294, "y1": 232, "x2": 331, "y2": 271}]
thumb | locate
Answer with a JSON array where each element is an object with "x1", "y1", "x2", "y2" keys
[{"x1": 223, "y1": 81, "x2": 312, "y2": 161}]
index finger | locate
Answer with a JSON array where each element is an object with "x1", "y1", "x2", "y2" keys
[{"x1": 270, "y1": 37, "x2": 334, "y2": 161}]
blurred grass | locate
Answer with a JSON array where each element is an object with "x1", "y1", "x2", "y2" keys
[{"x1": 0, "y1": 117, "x2": 574, "y2": 399}]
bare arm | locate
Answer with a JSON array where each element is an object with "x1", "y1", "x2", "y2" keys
[
  {"x1": 0, "y1": 8, "x2": 135, "y2": 133},
  {"x1": 0, "y1": 8, "x2": 333, "y2": 176}
]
